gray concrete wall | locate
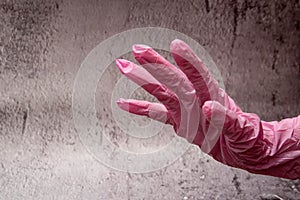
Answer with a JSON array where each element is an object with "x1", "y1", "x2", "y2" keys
[{"x1": 0, "y1": 0, "x2": 299, "y2": 199}]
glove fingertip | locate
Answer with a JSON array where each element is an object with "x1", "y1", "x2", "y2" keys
[
  {"x1": 116, "y1": 59, "x2": 133, "y2": 74},
  {"x1": 170, "y1": 39, "x2": 187, "y2": 49},
  {"x1": 116, "y1": 98, "x2": 129, "y2": 111},
  {"x1": 132, "y1": 44, "x2": 151, "y2": 54}
]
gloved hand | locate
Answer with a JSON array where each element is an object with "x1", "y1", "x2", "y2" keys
[{"x1": 116, "y1": 39, "x2": 300, "y2": 180}]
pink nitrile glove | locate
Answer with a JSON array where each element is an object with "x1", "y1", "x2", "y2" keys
[{"x1": 116, "y1": 39, "x2": 300, "y2": 180}]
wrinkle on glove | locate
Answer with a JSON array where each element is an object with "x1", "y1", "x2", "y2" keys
[
  {"x1": 116, "y1": 39, "x2": 300, "y2": 180},
  {"x1": 204, "y1": 101, "x2": 300, "y2": 179}
]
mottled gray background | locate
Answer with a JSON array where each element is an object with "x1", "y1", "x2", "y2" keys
[{"x1": 0, "y1": 0, "x2": 300, "y2": 199}]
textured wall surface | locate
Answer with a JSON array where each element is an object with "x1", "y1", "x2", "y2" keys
[{"x1": 0, "y1": 0, "x2": 300, "y2": 199}]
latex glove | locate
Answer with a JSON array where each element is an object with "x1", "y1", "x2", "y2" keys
[{"x1": 116, "y1": 39, "x2": 300, "y2": 180}]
